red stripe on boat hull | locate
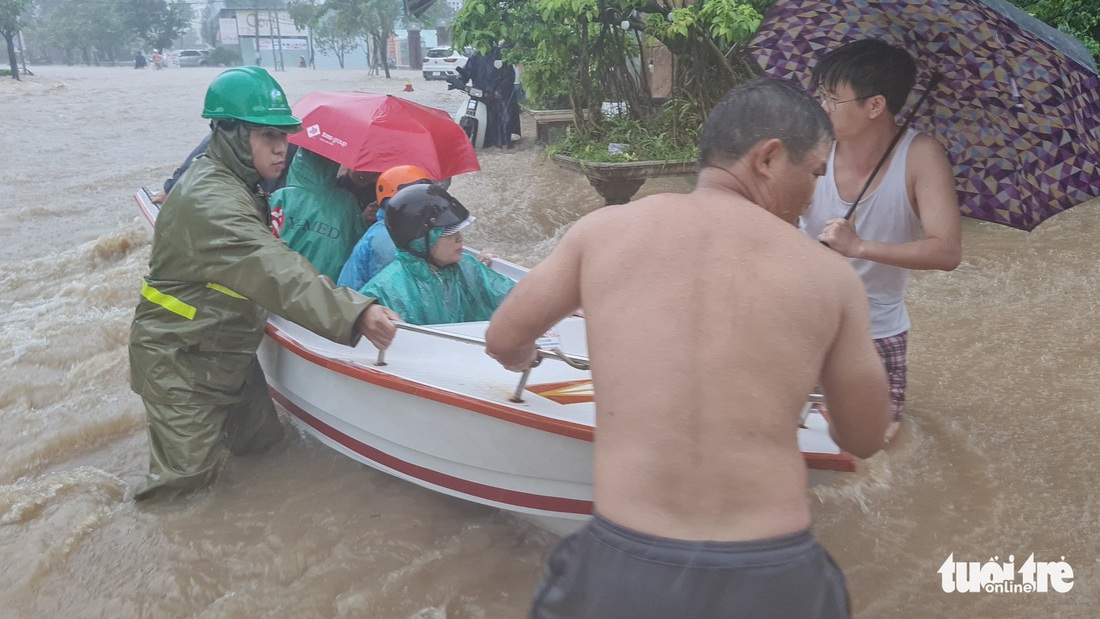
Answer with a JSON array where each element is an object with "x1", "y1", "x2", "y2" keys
[{"x1": 270, "y1": 388, "x2": 595, "y2": 516}]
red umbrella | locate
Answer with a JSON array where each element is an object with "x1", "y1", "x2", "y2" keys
[{"x1": 288, "y1": 92, "x2": 480, "y2": 180}]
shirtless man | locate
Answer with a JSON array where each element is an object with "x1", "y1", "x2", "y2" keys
[
  {"x1": 803, "y1": 40, "x2": 963, "y2": 441},
  {"x1": 485, "y1": 78, "x2": 891, "y2": 618}
]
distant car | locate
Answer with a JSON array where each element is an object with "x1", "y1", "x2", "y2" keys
[
  {"x1": 176, "y1": 49, "x2": 210, "y2": 68},
  {"x1": 422, "y1": 47, "x2": 467, "y2": 80}
]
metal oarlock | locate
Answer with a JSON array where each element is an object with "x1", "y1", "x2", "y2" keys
[
  {"x1": 542, "y1": 347, "x2": 589, "y2": 370},
  {"x1": 512, "y1": 367, "x2": 533, "y2": 403}
]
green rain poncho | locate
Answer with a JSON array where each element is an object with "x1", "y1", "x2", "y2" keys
[
  {"x1": 359, "y1": 232, "x2": 515, "y2": 325},
  {"x1": 269, "y1": 148, "x2": 367, "y2": 281}
]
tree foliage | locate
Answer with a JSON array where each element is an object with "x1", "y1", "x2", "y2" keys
[
  {"x1": 1010, "y1": 0, "x2": 1100, "y2": 61},
  {"x1": 308, "y1": 7, "x2": 361, "y2": 68},
  {"x1": 46, "y1": 0, "x2": 126, "y2": 63},
  {"x1": 451, "y1": 0, "x2": 765, "y2": 149},
  {"x1": 453, "y1": 0, "x2": 1098, "y2": 159},
  {"x1": 0, "y1": 0, "x2": 33, "y2": 78},
  {"x1": 20, "y1": 0, "x2": 193, "y2": 65},
  {"x1": 289, "y1": 0, "x2": 409, "y2": 75},
  {"x1": 118, "y1": 0, "x2": 193, "y2": 52}
]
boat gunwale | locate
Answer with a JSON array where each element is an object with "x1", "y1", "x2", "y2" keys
[
  {"x1": 265, "y1": 323, "x2": 856, "y2": 473},
  {"x1": 265, "y1": 321, "x2": 597, "y2": 441}
]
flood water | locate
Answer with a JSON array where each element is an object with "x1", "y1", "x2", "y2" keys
[{"x1": 1, "y1": 65, "x2": 1097, "y2": 617}]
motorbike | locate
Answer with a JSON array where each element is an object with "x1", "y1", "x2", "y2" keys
[{"x1": 445, "y1": 75, "x2": 488, "y2": 149}]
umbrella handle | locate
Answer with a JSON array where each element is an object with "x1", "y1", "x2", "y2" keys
[{"x1": 841, "y1": 72, "x2": 944, "y2": 222}]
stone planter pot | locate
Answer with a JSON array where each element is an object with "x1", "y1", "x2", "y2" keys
[{"x1": 551, "y1": 154, "x2": 696, "y2": 205}]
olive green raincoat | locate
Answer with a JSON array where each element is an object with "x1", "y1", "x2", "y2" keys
[{"x1": 129, "y1": 122, "x2": 376, "y2": 500}]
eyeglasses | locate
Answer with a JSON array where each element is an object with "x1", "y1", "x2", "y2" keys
[{"x1": 816, "y1": 90, "x2": 875, "y2": 112}]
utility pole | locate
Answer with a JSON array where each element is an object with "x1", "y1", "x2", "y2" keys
[
  {"x1": 307, "y1": 25, "x2": 315, "y2": 69},
  {"x1": 17, "y1": 31, "x2": 31, "y2": 76},
  {"x1": 253, "y1": 5, "x2": 261, "y2": 65},
  {"x1": 273, "y1": 7, "x2": 284, "y2": 71},
  {"x1": 267, "y1": 8, "x2": 277, "y2": 69}
]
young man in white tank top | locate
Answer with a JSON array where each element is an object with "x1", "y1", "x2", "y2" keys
[{"x1": 800, "y1": 39, "x2": 963, "y2": 442}]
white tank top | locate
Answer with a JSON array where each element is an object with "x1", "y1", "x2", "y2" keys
[{"x1": 800, "y1": 129, "x2": 923, "y2": 338}]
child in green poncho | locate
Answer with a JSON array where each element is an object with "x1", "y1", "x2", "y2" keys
[{"x1": 359, "y1": 183, "x2": 515, "y2": 325}]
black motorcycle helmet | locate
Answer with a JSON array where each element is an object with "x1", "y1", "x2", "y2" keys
[{"x1": 385, "y1": 183, "x2": 472, "y2": 265}]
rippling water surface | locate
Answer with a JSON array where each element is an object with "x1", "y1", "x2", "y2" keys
[{"x1": 1, "y1": 65, "x2": 1097, "y2": 617}]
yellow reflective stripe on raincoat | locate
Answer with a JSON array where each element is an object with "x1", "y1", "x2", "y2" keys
[
  {"x1": 141, "y1": 280, "x2": 197, "y2": 320},
  {"x1": 205, "y1": 283, "x2": 248, "y2": 300}
]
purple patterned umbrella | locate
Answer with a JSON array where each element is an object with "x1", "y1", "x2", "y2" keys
[{"x1": 750, "y1": 0, "x2": 1100, "y2": 231}]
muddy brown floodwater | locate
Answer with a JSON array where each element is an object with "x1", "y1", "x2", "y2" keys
[{"x1": 1, "y1": 64, "x2": 1097, "y2": 617}]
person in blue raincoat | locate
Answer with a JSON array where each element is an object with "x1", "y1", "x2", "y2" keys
[
  {"x1": 359, "y1": 183, "x2": 515, "y2": 325},
  {"x1": 338, "y1": 165, "x2": 433, "y2": 290},
  {"x1": 268, "y1": 148, "x2": 369, "y2": 281}
]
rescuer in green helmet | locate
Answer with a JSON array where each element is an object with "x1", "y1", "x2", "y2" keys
[{"x1": 129, "y1": 67, "x2": 402, "y2": 501}]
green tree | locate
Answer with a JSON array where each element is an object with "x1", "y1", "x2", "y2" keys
[
  {"x1": 288, "y1": 1, "x2": 361, "y2": 68},
  {"x1": 0, "y1": 0, "x2": 33, "y2": 79},
  {"x1": 45, "y1": 0, "x2": 128, "y2": 64},
  {"x1": 200, "y1": 0, "x2": 220, "y2": 47},
  {"x1": 290, "y1": 0, "x2": 405, "y2": 76},
  {"x1": 1011, "y1": 0, "x2": 1100, "y2": 61},
  {"x1": 118, "y1": 0, "x2": 193, "y2": 52},
  {"x1": 316, "y1": 11, "x2": 361, "y2": 68},
  {"x1": 452, "y1": 0, "x2": 764, "y2": 149},
  {"x1": 341, "y1": 0, "x2": 403, "y2": 77}
]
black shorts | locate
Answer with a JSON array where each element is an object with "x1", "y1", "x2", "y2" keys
[{"x1": 529, "y1": 512, "x2": 850, "y2": 619}]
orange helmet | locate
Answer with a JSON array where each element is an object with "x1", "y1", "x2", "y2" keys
[{"x1": 376, "y1": 165, "x2": 431, "y2": 204}]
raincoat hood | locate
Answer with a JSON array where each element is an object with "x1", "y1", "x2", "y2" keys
[
  {"x1": 206, "y1": 120, "x2": 264, "y2": 191},
  {"x1": 284, "y1": 148, "x2": 342, "y2": 189},
  {"x1": 405, "y1": 229, "x2": 443, "y2": 256},
  {"x1": 268, "y1": 148, "x2": 367, "y2": 281}
]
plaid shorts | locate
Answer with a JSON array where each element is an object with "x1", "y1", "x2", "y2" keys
[{"x1": 873, "y1": 331, "x2": 908, "y2": 422}]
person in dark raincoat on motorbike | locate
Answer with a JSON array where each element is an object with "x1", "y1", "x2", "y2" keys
[
  {"x1": 456, "y1": 45, "x2": 513, "y2": 149},
  {"x1": 128, "y1": 66, "x2": 400, "y2": 501}
]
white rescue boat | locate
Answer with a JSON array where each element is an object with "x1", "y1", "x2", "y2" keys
[{"x1": 134, "y1": 188, "x2": 854, "y2": 535}]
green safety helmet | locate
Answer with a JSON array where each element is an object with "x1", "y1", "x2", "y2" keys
[{"x1": 201, "y1": 66, "x2": 302, "y2": 131}]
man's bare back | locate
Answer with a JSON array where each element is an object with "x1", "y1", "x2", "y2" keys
[
  {"x1": 489, "y1": 78, "x2": 892, "y2": 618},
  {"x1": 488, "y1": 80, "x2": 888, "y2": 549},
  {"x1": 550, "y1": 189, "x2": 887, "y2": 540}
]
